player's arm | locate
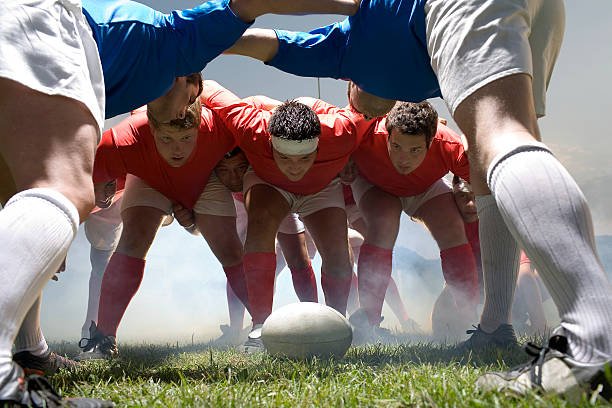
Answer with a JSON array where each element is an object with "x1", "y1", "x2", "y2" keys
[
  {"x1": 92, "y1": 129, "x2": 128, "y2": 207},
  {"x1": 172, "y1": 203, "x2": 200, "y2": 235},
  {"x1": 295, "y1": 97, "x2": 341, "y2": 114},
  {"x1": 226, "y1": 25, "x2": 346, "y2": 80},
  {"x1": 202, "y1": 80, "x2": 270, "y2": 139},
  {"x1": 243, "y1": 95, "x2": 283, "y2": 110},
  {"x1": 94, "y1": 179, "x2": 118, "y2": 209}
]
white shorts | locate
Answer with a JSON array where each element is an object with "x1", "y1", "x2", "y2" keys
[
  {"x1": 85, "y1": 196, "x2": 123, "y2": 251},
  {"x1": 243, "y1": 168, "x2": 345, "y2": 218},
  {"x1": 121, "y1": 173, "x2": 235, "y2": 223},
  {"x1": 351, "y1": 176, "x2": 452, "y2": 217},
  {"x1": 425, "y1": 0, "x2": 565, "y2": 116},
  {"x1": 0, "y1": 0, "x2": 105, "y2": 131}
]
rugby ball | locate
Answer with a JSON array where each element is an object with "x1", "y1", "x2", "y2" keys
[{"x1": 262, "y1": 302, "x2": 353, "y2": 359}]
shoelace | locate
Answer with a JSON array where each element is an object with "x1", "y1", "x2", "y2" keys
[
  {"x1": 523, "y1": 335, "x2": 568, "y2": 387},
  {"x1": 78, "y1": 336, "x2": 95, "y2": 349},
  {"x1": 465, "y1": 324, "x2": 482, "y2": 336},
  {"x1": 524, "y1": 342, "x2": 550, "y2": 387}
]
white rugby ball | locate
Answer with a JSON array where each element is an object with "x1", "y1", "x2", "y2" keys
[{"x1": 262, "y1": 302, "x2": 353, "y2": 359}]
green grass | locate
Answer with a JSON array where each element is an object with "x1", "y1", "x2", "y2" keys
[{"x1": 48, "y1": 339, "x2": 610, "y2": 407}]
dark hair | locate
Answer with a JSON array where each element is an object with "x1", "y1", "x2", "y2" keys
[
  {"x1": 385, "y1": 101, "x2": 438, "y2": 147},
  {"x1": 224, "y1": 146, "x2": 242, "y2": 159},
  {"x1": 268, "y1": 100, "x2": 320, "y2": 141}
]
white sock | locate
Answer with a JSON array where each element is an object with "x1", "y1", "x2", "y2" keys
[
  {"x1": 0, "y1": 188, "x2": 78, "y2": 388},
  {"x1": 476, "y1": 195, "x2": 520, "y2": 332},
  {"x1": 489, "y1": 145, "x2": 612, "y2": 363},
  {"x1": 14, "y1": 296, "x2": 49, "y2": 356},
  {"x1": 81, "y1": 246, "x2": 113, "y2": 338}
]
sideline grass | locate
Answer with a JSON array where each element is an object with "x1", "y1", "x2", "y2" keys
[{"x1": 48, "y1": 340, "x2": 610, "y2": 407}]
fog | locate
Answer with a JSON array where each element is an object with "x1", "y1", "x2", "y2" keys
[{"x1": 39, "y1": 1, "x2": 612, "y2": 344}]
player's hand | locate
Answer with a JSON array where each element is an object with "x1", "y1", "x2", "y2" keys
[
  {"x1": 339, "y1": 158, "x2": 358, "y2": 184},
  {"x1": 94, "y1": 180, "x2": 117, "y2": 208},
  {"x1": 51, "y1": 258, "x2": 66, "y2": 281},
  {"x1": 172, "y1": 203, "x2": 199, "y2": 235}
]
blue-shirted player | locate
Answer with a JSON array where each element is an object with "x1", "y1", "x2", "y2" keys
[
  {"x1": 227, "y1": 0, "x2": 612, "y2": 398},
  {"x1": 0, "y1": 0, "x2": 361, "y2": 405}
]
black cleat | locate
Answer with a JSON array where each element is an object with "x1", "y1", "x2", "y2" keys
[
  {"x1": 0, "y1": 364, "x2": 114, "y2": 407},
  {"x1": 12, "y1": 350, "x2": 78, "y2": 376},
  {"x1": 75, "y1": 321, "x2": 117, "y2": 361},
  {"x1": 458, "y1": 324, "x2": 519, "y2": 350}
]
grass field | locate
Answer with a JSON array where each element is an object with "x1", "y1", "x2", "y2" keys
[{"x1": 47, "y1": 337, "x2": 611, "y2": 407}]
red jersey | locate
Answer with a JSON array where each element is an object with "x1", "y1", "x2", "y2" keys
[
  {"x1": 352, "y1": 120, "x2": 469, "y2": 197},
  {"x1": 204, "y1": 83, "x2": 364, "y2": 195},
  {"x1": 93, "y1": 109, "x2": 235, "y2": 209}
]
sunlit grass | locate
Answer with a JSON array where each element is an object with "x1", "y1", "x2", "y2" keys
[{"x1": 48, "y1": 338, "x2": 609, "y2": 407}]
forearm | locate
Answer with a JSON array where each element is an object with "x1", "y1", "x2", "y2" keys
[{"x1": 225, "y1": 28, "x2": 279, "y2": 62}]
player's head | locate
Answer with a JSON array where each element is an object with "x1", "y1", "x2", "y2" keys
[
  {"x1": 347, "y1": 81, "x2": 396, "y2": 120},
  {"x1": 385, "y1": 101, "x2": 438, "y2": 175},
  {"x1": 148, "y1": 98, "x2": 202, "y2": 168},
  {"x1": 452, "y1": 175, "x2": 478, "y2": 223},
  {"x1": 268, "y1": 100, "x2": 320, "y2": 182},
  {"x1": 147, "y1": 72, "x2": 203, "y2": 124},
  {"x1": 215, "y1": 147, "x2": 249, "y2": 192}
]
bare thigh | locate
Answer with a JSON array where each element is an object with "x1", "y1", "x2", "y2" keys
[
  {"x1": 0, "y1": 78, "x2": 99, "y2": 220},
  {"x1": 116, "y1": 206, "x2": 166, "y2": 259},
  {"x1": 413, "y1": 192, "x2": 467, "y2": 250}
]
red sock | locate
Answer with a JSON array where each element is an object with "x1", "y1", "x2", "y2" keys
[
  {"x1": 440, "y1": 243, "x2": 479, "y2": 304},
  {"x1": 357, "y1": 244, "x2": 393, "y2": 325},
  {"x1": 226, "y1": 282, "x2": 246, "y2": 329},
  {"x1": 244, "y1": 252, "x2": 276, "y2": 325},
  {"x1": 224, "y1": 262, "x2": 250, "y2": 313},
  {"x1": 321, "y1": 270, "x2": 352, "y2": 316},
  {"x1": 97, "y1": 253, "x2": 145, "y2": 336},
  {"x1": 289, "y1": 262, "x2": 318, "y2": 302}
]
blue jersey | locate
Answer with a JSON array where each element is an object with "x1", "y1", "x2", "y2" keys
[
  {"x1": 82, "y1": 0, "x2": 250, "y2": 118},
  {"x1": 268, "y1": 0, "x2": 440, "y2": 102}
]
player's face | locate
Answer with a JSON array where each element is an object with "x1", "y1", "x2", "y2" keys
[
  {"x1": 215, "y1": 152, "x2": 249, "y2": 192},
  {"x1": 152, "y1": 127, "x2": 198, "y2": 167},
  {"x1": 453, "y1": 190, "x2": 478, "y2": 223},
  {"x1": 148, "y1": 77, "x2": 200, "y2": 123},
  {"x1": 348, "y1": 82, "x2": 395, "y2": 120},
  {"x1": 272, "y1": 148, "x2": 317, "y2": 182},
  {"x1": 387, "y1": 129, "x2": 428, "y2": 174}
]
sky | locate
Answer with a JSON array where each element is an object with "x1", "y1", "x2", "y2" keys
[{"x1": 39, "y1": 1, "x2": 612, "y2": 343}]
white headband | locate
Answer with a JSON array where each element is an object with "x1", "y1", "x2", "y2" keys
[{"x1": 271, "y1": 135, "x2": 319, "y2": 155}]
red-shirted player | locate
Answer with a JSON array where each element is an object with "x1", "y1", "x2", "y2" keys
[
  {"x1": 77, "y1": 99, "x2": 248, "y2": 359},
  {"x1": 172, "y1": 147, "x2": 319, "y2": 346},
  {"x1": 202, "y1": 80, "x2": 363, "y2": 352},
  {"x1": 313, "y1": 101, "x2": 479, "y2": 342}
]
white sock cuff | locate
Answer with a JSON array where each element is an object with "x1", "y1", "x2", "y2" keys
[
  {"x1": 5, "y1": 188, "x2": 79, "y2": 233},
  {"x1": 486, "y1": 142, "x2": 553, "y2": 188}
]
